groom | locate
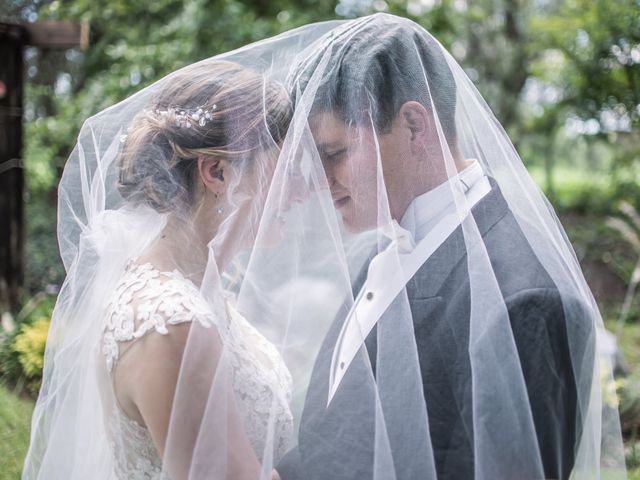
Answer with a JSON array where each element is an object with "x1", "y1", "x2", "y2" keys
[{"x1": 277, "y1": 14, "x2": 591, "y2": 480}]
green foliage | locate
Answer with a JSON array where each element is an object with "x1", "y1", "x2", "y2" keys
[
  {"x1": 529, "y1": 0, "x2": 640, "y2": 125},
  {"x1": 23, "y1": 196, "x2": 63, "y2": 292},
  {"x1": 0, "y1": 294, "x2": 56, "y2": 397},
  {"x1": 0, "y1": 327, "x2": 24, "y2": 392},
  {"x1": 525, "y1": 0, "x2": 640, "y2": 187},
  {"x1": 620, "y1": 378, "x2": 640, "y2": 439},
  {"x1": 607, "y1": 320, "x2": 640, "y2": 438},
  {"x1": 606, "y1": 202, "x2": 640, "y2": 334},
  {"x1": 528, "y1": 164, "x2": 640, "y2": 217},
  {"x1": 0, "y1": 384, "x2": 35, "y2": 480},
  {"x1": 13, "y1": 318, "x2": 49, "y2": 381}
]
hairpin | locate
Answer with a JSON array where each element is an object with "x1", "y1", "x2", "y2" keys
[{"x1": 153, "y1": 104, "x2": 218, "y2": 128}]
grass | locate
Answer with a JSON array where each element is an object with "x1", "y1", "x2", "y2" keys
[
  {"x1": 611, "y1": 321, "x2": 640, "y2": 381},
  {"x1": 0, "y1": 383, "x2": 34, "y2": 479}
]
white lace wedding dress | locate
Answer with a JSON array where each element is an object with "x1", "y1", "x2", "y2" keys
[{"x1": 101, "y1": 261, "x2": 294, "y2": 479}]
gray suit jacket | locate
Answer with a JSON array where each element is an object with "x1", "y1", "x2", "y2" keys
[{"x1": 278, "y1": 182, "x2": 593, "y2": 480}]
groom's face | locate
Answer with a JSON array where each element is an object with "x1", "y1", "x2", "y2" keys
[{"x1": 309, "y1": 110, "x2": 408, "y2": 233}]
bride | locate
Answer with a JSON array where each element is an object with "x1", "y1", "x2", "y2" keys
[{"x1": 23, "y1": 59, "x2": 294, "y2": 479}]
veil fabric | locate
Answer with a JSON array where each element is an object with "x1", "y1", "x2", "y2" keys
[{"x1": 24, "y1": 13, "x2": 625, "y2": 480}]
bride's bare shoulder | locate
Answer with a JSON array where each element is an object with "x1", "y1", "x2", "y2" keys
[{"x1": 104, "y1": 260, "x2": 225, "y2": 428}]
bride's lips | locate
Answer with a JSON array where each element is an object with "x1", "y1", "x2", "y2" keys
[{"x1": 333, "y1": 195, "x2": 350, "y2": 209}]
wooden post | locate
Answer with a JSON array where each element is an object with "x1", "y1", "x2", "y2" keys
[
  {"x1": 0, "y1": 23, "x2": 26, "y2": 312},
  {"x1": 0, "y1": 21, "x2": 87, "y2": 313},
  {"x1": 22, "y1": 21, "x2": 90, "y2": 50}
]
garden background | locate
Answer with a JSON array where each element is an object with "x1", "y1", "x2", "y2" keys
[{"x1": 1, "y1": 0, "x2": 639, "y2": 478}]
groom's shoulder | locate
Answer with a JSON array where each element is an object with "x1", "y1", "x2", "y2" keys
[
  {"x1": 474, "y1": 186, "x2": 557, "y2": 295},
  {"x1": 485, "y1": 210, "x2": 551, "y2": 276},
  {"x1": 409, "y1": 185, "x2": 551, "y2": 298}
]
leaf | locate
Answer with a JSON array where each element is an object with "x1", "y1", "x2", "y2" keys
[{"x1": 607, "y1": 217, "x2": 640, "y2": 252}]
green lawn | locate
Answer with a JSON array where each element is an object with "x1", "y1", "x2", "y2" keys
[{"x1": 0, "y1": 383, "x2": 34, "y2": 480}]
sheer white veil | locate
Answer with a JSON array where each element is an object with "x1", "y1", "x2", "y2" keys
[{"x1": 24, "y1": 13, "x2": 625, "y2": 480}]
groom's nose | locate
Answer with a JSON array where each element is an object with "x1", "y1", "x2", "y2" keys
[{"x1": 320, "y1": 159, "x2": 338, "y2": 190}]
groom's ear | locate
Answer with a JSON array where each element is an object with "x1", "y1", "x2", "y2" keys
[
  {"x1": 397, "y1": 101, "x2": 430, "y2": 155},
  {"x1": 197, "y1": 156, "x2": 226, "y2": 195}
]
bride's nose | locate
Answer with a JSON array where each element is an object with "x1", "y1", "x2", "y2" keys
[{"x1": 284, "y1": 170, "x2": 312, "y2": 208}]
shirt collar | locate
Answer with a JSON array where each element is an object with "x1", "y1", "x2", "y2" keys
[
  {"x1": 380, "y1": 220, "x2": 415, "y2": 253},
  {"x1": 399, "y1": 160, "x2": 484, "y2": 243}
]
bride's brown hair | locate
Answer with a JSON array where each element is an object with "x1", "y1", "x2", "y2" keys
[{"x1": 118, "y1": 59, "x2": 292, "y2": 213}]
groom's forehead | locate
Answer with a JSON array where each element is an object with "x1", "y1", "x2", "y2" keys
[
  {"x1": 309, "y1": 110, "x2": 374, "y2": 151},
  {"x1": 309, "y1": 111, "x2": 345, "y2": 143}
]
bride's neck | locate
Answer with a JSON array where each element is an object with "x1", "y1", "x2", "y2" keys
[
  {"x1": 138, "y1": 206, "x2": 237, "y2": 284},
  {"x1": 136, "y1": 224, "x2": 203, "y2": 285}
]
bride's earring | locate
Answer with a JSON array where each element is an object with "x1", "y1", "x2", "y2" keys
[{"x1": 213, "y1": 192, "x2": 224, "y2": 214}]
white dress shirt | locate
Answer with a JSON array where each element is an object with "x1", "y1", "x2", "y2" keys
[
  {"x1": 400, "y1": 160, "x2": 487, "y2": 243},
  {"x1": 327, "y1": 161, "x2": 491, "y2": 404}
]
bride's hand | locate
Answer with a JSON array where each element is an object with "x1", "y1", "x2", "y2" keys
[{"x1": 272, "y1": 469, "x2": 281, "y2": 480}]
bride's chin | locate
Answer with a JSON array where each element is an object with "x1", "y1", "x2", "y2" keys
[
  {"x1": 248, "y1": 215, "x2": 286, "y2": 249},
  {"x1": 254, "y1": 225, "x2": 285, "y2": 249}
]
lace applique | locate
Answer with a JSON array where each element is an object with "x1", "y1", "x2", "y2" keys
[
  {"x1": 102, "y1": 262, "x2": 217, "y2": 372},
  {"x1": 108, "y1": 404, "x2": 163, "y2": 480},
  {"x1": 225, "y1": 303, "x2": 294, "y2": 459},
  {"x1": 102, "y1": 260, "x2": 294, "y2": 478}
]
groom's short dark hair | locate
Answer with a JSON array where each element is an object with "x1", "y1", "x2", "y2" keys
[{"x1": 290, "y1": 13, "x2": 458, "y2": 144}]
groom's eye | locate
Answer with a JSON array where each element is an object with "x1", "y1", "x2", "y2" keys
[{"x1": 324, "y1": 148, "x2": 347, "y2": 162}]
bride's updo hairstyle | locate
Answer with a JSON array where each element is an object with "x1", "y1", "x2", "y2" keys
[{"x1": 117, "y1": 59, "x2": 292, "y2": 213}]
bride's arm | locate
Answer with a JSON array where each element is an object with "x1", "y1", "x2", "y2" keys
[{"x1": 115, "y1": 321, "x2": 263, "y2": 480}]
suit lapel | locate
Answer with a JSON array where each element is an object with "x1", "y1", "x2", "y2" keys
[
  {"x1": 407, "y1": 179, "x2": 509, "y2": 300},
  {"x1": 303, "y1": 180, "x2": 510, "y2": 413}
]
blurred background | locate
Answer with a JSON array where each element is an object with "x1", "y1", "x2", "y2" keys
[{"x1": 0, "y1": 0, "x2": 638, "y2": 478}]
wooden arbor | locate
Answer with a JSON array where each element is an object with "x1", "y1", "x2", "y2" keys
[{"x1": 0, "y1": 21, "x2": 88, "y2": 312}]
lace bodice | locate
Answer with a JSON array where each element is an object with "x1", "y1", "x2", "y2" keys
[{"x1": 102, "y1": 261, "x2": 294, "y2": 479}]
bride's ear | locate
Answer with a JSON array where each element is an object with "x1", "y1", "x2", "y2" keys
[{"x1": 197, "y1": 155, "x2": 226, "y2": 195}]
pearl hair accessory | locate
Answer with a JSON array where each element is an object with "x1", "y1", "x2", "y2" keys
[
  {"x1": 118, "y1": 104, "x2": 218, "y2": 144},
  {"x1": 154, "y1": 104, "x2": 218, "y2": 129}
]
